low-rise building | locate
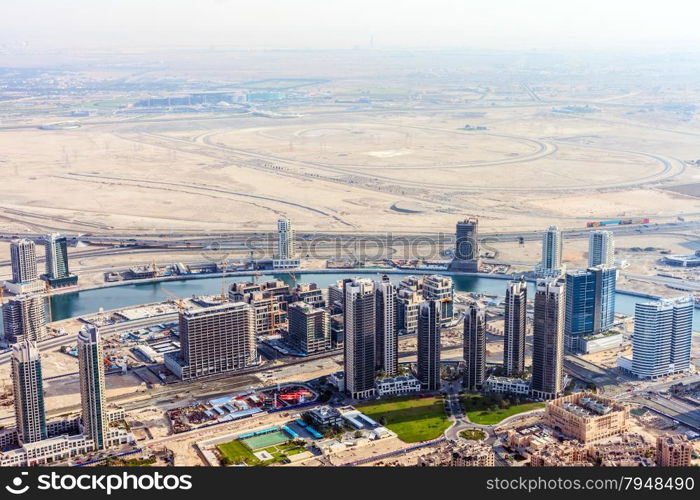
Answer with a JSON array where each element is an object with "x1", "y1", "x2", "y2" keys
[
  {"x1": 307, "y1": 406, "x2": 343, "y2": 429},
  {"x1": 483, "y1": 376, "x2": 530, "y2": 396},
  {"x1": 417, "y1": 442, "x2": 495, "y2": 467},
  {"x1": 375, "y1": 374, "x2": 421, "y2": 397},
  {"x1": 578, "y1": 331, "x2": 624, "y2": 354},
  {"x1": 530, "y1": 441, "x2": 591, "y2": 467},
  {"x1": 545, "y1": 393, "x2": 629, "y2": 443},
  {"x1": 656, "y1": 434, "x2": 693, "y2": 467}
]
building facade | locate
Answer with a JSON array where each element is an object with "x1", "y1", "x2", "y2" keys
[
  {"x1": 375, "y1": 276, "x2": 398, "y2": 376},
  {"x1": 42, "y1": 233, "x2": 78, "y2": 289},
  {"x1": 632, "y1": 296, "x2": 694, "y2": 379},
  {"x1": 417, "y1": 299, "x2": 441, "y2": 391},
  {"x1": 422, "y1": 274, "x2": 454, "y2": 326},
  {"x1": 449, "y1": 218, "x2": 481, "y2": 272},
  {"x1": 588, "y1": 230, "x2": 615, "y2": 267},
  {"x1": 531, "y1": 278, "x2": 565, "y2": 399},
  {"x1": 536, "y1": 226, "x2": 564, "y2": 277},
  {"x1": 12, "y1": 340, "x2": 47, "y2": 444},
  {"x1": 10, "y1": 238, "x2": 38, "y2": 284},
  {"x1": 656, "y1": 435, "x2": 693, "y2": 466},
  {"x1": 166, "y1": 301, "x2": 257, "y2": 380},
  {"x1": 2, "y1": 293, "x2": 47, "y2": 344},
  {"x1": 287, "y1": 302, "x2": 331, "y2": 354},
  {"x1": 545, "y1": 393, "x2": 629, "y2": 443},
  {"x1": 78, "y1": 325, "x2": 108, "y2": 450},
  {"x1": 463, "y1": 302, "x2": 486, "y2": 391},
  {"x1": 504, "y1": 278, "x2": 527, "y2": 377},
  {"x1": 564, "y1": 265, "x2": 616, "y2": 352},
  {"x1": 277, "y1": 217, "x2": 295, "y2": 260},
  {"x1": 344, "y1": 278, "x2": 377, "y2": 399}
]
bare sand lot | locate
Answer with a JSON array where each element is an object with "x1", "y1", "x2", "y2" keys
[{"x1": 1, "y1": 90, "x2": 699, "y2": 236}]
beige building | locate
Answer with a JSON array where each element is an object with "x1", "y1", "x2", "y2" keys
[
  {"x1": 656, "y1": 435, "x2": 693, "y2": 467},
  {"x1": 545, "y1": 393, "x2": 629, "y2": 442},
  {"x1": 418, "y1": 442, "x2": 495, "y2": 467},
  {"x1": 530, "y1": 442, "x2": 590, "y2": 467}
]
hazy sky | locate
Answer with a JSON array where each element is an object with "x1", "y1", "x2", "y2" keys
[{"x1": 2, "y1": 0, "x2": 700, "y2": 52}]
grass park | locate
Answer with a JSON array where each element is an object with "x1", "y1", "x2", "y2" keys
[
  {"x1": 459, "y1": 429, "x2": 487, "y2": 441},
  {"x1": 357, "y1": 395, "x2": 450, "y2": 443},
  {"x1": 216, "y1": 438, "x2": 307, "y2": 466},
  {"x1": 461, "y1": 394, "x2": 545, "y2": 425}
]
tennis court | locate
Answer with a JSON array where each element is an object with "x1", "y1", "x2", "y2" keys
[{"x1": 241, "y1": 430, "x2": 290, "y2": 450}]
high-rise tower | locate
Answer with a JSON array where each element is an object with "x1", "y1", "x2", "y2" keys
[
  {"x1": 11, "y1": 340, "x2": 47, "y2": 444},
  {"x1": 417, "y1": 300, "x2": 441, "y2": 391},
  {"x1": 536, "y1": 226, "x2": 564, "y2": 277},
  {"x1": 504, "y1": 278, "x2": 527, "y2": 377},
  {"x1": 375, "y1": 276, "x2": 398, "y2": 376},
  {"x1": 2, "y1": 293, "x2": 47, "y2": 344},
  {"x1": 531, "y1": 278, "x2": 565, "y2": 399},
  {"x1": 463, "y1": 302, "x2": 486, "y2": 391},
  {"x1": 588, "y1": 230, "x2": 615, "y2": 268},
  {"x1": 344, "y1": 278, "x2": 377, "y2": 399},
  {"x1": 78, "y1": 324, "x2": 107, "y2": 450},
  {"x1": 632, "y1": 297, "x2": 693, "y2": 379}
]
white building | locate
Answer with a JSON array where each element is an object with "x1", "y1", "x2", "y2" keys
[
  {"x1": 78, "y1": 325, "x2": 109, "y2": 450},
  {"x1": 632, "y1": 297, "x2": 694, "y2": 379},
  {"x1": 375, "y1": 374, "x2": 421, "y2": 397},
  {"x1": 536, "y1": 226, "x2": 564, "y2": 277},
  {"x1": 483, "y1": 376, "x2": 530, "y2": 396},
  {"x1": 5, "y1": 239, "x2": 43, "y2": 294},
  {"x1": 588, "y1": 230, "x2": 615, "y2": 268}
]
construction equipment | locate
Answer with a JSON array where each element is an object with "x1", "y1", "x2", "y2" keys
[{"x1": 162, "y1": 288, "x2": 186, "y2": 312}]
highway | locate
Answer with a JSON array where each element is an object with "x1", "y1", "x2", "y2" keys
[{"x1": 1, "y1": 220, "x2": 696, "y2": 267}]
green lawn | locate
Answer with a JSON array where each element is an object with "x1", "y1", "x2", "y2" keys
[
  {"x1": 217, "y1": 439, "x2": 307, "y2": 466},
  {"x1": 217, "y1": 440, "x2": 261, "y2": 466},
  {"x1": 460, "y1": 429, "x2": 486, "y2": 441},
  {"x1": 466, "y1": 402, "x2": 544, "y2": 425},
  {"x1": 357, "y1": 395, "x2": 450, "y2": 443}
]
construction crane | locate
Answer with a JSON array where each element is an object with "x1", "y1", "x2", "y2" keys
[{"x1": 162, "y1": 288, "x2": 186, "y2": 312}]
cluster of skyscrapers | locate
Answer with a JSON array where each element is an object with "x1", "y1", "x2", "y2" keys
[
  {"x1": 1, "y1": 325, "x2": 131, "y2": 466},
  {"x1": 3, "y1": 235, "x2": 78, "y2": 344}
]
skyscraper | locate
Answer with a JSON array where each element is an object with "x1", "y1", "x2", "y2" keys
[
  {"x1": 504, "y1": 278, "x2": 527, "y2": 377},
  {"x1": 463, "y1": 302, "x2": 486, "y2": 391},
  {"x1": 564, "y1": 265, "x2": 616, "y2": 352},
  {"x1": 44, "y1": 234, "x2": 70, "y2": 279},
  {"x1": 168, "y1": 301, "x2": 256, "y2": 380},
  {"x1": 531, "y1": 278, "x2": 565, "y2": 399},
  {"x1": 375, "y1": 276, "x2": 398, "y2": 376},
  {"x1": 418, "y1": 300, "x2": 441, "y2": 391},
  {"x1": 277, "y1": 217, "x2": 295, "y2": 260},
  {"x1": 78, "y1": 324, "x2": 107, "y2": 450},
  {"x1": 2, "y1": 293, "x2": 47, "y2": 344},
  {"x1": 10, "y1": 239, "x2": 38, "y2": 284},
  {"x1": 588, "y1": 230, "x2": 614, "y2": 268},
  {"x1": 397, "y1": 288, "x2": 423, "y2": 335},
  {"x1": 632, "y1": 297, "x2": 693, "y2": 379},
  {"x1": 423, "y1": 274, "x2": 454, "y2": 326},
  {"x1": 449, "y1": 218, "x2": 481, "y2": 272},
  {"x1": 42, "y1": 233, "x2": 78, "y2": 289},
  {"x1": 344, "y1": 278, "x2": 377, "y2": 399},
  {"x1": 11, "y1": 340, "x2": 47, "y2": 444},
  {"x1": 536, "y1": 226, "x2": 564, "y2": 277},
  {"x1": 287, "y1": 302, "x2": 330, "y2": 354}
]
